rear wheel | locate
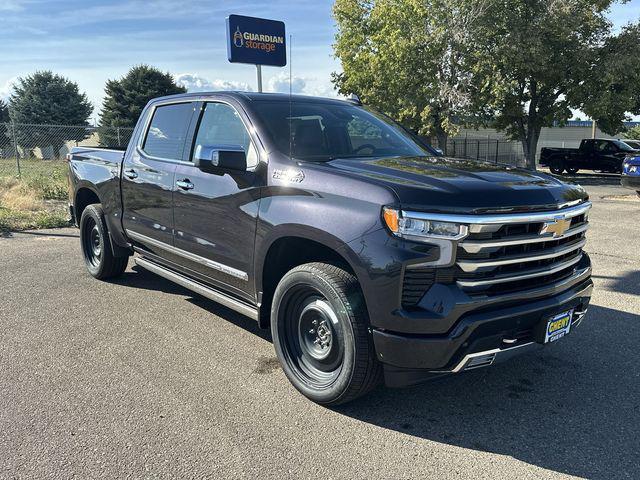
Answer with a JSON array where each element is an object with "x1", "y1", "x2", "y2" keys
[
  {"x1": 549, "y1": 159, "x2": 565, "y2": 175},
  {"x1": 565, "y1": 167, "x2": 579, "y2": 174},
  {"x1": 80, "y1": 204, "x2": 128, "y2": 279},
  {"x1": 271, "y1": 262, "x2": 382, "y2": 405}
]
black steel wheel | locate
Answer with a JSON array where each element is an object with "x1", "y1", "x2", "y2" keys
[
  {"x1": 565, "y1": 167, "x2": 579, "y2": 174},
  {"x1": 549, "y1": 159, "x2": 565, "y2": 175},
  {"x1": 79, "y1": 204, "x2": 129, "y2": 279},
  {"x1": 271, "y1": 262, "x2": 382, "y2": 405}
]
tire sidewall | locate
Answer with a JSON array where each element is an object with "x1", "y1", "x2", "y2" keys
[
  {"x1": 79, "y1": 205, "x2": 108, "y2": 278},
  {"x1": 271, "y1": 269, "x2": 358, "y2": 404},
  {"x1": 550, "y1": 159, "x2": 565, "y2": 174}
]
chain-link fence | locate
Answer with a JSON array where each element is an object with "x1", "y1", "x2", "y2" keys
[{"x1": 0, "y1": 123, "x2": 134, "y2": 178}]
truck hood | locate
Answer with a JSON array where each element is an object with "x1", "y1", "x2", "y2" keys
[{"x1": 318, "y1": 156, "x2": 588, "y2": 213}]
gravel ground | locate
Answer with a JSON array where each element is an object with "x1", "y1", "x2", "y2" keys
[{"x1": 1, "y1": 173, "x2": 638, "y2": 479}]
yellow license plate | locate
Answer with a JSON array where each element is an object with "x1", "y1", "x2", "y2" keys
[{"x1": 545, "y1": 310, "x2": 573, "y2": 343}]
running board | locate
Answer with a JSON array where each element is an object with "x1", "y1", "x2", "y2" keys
[{"x1": 135, "y1": 257, "x2": 259, "y2": 320}]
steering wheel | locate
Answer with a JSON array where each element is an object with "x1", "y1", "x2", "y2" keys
[{"x1": 353, "y1": 144, "x2": 377, "y2": 155}]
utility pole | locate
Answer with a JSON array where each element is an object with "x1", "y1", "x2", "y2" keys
[
  {"x1": 591, "y1": 119, "x2": 597, "y2": 139},
  {"x1": 256, "y1": 65, "x2": 263, "y2": 93}
]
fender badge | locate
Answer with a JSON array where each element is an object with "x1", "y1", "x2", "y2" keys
[{"x1": 272, "y1": 169, "x2": 305, "y2": 183}]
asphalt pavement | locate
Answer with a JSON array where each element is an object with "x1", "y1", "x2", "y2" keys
[{"x1": 1, "y1": 173, "x2": 638, "y2": 479}]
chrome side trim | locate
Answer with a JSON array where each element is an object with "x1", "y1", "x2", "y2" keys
[
  {"x1": 126, "y1": 230, "x2": 249, "y2": 281},
  {"x1": 402, "y1": 201, "x2": 591, "y2": 226},
  {"x1": 459, "y1": 223, "x2": 589, "y2": 254},
  {"x1": 456, "y1": 254, "x2": 583, "y2": 288},
  {"x1": 457, "y1": 238, "x2": 587, "y2": 273},
  {"x1": 135, "y1": 258, "x2": 258, "y2": 320}
]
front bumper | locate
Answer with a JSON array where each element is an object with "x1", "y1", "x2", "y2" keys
[{"x1": 374, "y1": 276, "x2": 592, "y2": 387}]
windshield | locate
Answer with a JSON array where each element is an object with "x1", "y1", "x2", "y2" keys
[
  {"x1": 622, "y1": 140, "x2": 640, "y2": 149},
  {"x1": 250, "y1": 100, "x2": 433, "y2": 161},
  {"x1": 613, "y1": 140, "x2": 636, "y2": 152}
]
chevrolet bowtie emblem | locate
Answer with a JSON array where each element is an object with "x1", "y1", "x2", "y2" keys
[{"x1": 540, "y1": 217, "x2": 571, "y2": 237}]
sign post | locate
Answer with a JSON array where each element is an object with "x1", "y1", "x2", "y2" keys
[{"x1": 226, "y1": 14, "x2": 287, "y2": 92}]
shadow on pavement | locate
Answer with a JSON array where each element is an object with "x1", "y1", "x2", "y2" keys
[
  {"x1": 335, "y1": 304, "x2": 639, "y2": 479},
  {"x1": 109, "y1": 265, "x2": 639, "y2": 478},
  {"x1": 4, "y1": 229, "x2": 80, "y2": 239},
  {"x1": 549, "y1": 171, "x2": 622, "y2": 187},
  {"x1": 111, "y1": 265, "x2": 270, "y2": 341},
  {"x1": 593, "y1": 270, "x2": 640, "y2": 296}
]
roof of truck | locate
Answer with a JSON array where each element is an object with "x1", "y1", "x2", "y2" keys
[{"x1": 151, "y1": 91, "x2": 353, "y2": 105}]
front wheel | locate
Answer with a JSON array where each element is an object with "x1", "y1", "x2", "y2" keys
[
  {"x1": 565, "y1": 167, "x2": 579, "y2": 174},
  {"x1": 271, "y1": 262, "x2": 382, "y2": 405},
  {"x1": 80, "y1": 204, "x2": 129, "y2": 279}
]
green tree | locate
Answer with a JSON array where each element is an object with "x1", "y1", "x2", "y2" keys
[
  {"x1": 332, "y1": 0, "x2": 483, "y2": 148},
  {"x1": 99, "y1": 65, "x2": 186, "y2": 146},
  {"x1": 577, "y1": 24, "x2": 640, "y2": 135},
  {"x1": 0, "y1": 99, "x2": 9, "y2": 123},
  {"x1": 626, "y1": 125, "x2": 640, "y2": 140},
  {"x1": 9, "y1": 71, "x2": 93, "y2": 158},
  {"x1": 468, "y1": 0, "x2": 631, "y2": 169}
]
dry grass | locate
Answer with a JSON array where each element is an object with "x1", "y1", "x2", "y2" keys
[
  {"x1": 0, "y1": 175, "x2": 70, "y2": 233},
  {"x1": 0, "y1": 178, "x2": 42, "y2": 211}
]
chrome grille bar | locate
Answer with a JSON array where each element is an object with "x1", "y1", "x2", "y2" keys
[
  {"x1": 457, "y1": 238, "x2": 586, "y2": 273},
  {"x1": 402, "y1": 201, "x2": 591, "y2": 226},
  {"x1": 456, "y1": 254, "x2": 583, "y2": 288},
  {"x1": 460, "y1": 223, "x2": 588, "y2": 254}
]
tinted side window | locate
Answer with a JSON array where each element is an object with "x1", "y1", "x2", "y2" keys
[
  {"x1": 192, "y1": 103, "x2": 258, "y2": 168},
  {"x1": 143, "y1": 103, "x2": 195, "y2": 160}
]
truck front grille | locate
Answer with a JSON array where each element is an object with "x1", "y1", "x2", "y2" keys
[
  {"x1": 455, "y1": 213, "x2": 588, "y2": 297},
  {"x1": 400, "y1": 203, "x2": 591, "y2": 307}
]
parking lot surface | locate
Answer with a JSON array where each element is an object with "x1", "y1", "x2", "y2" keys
[{"x1": 1, "y1": 174, "x2": 638, "y2": 479}]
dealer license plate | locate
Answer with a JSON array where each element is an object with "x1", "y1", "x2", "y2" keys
[{"x1": 544, "y1": 310, "x2": 573, "y2": 343}]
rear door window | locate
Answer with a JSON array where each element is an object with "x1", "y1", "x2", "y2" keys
[{"x1": 142, "y1": 103, "x2": 195, "y2": 160}]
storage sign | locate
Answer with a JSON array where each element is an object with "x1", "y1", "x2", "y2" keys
[{"x1": 226, "y1": 15, "x2": 287, "y2": 67}]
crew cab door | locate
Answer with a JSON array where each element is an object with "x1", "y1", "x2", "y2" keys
[
  {"x1": 172, "y1": 101, "x2": 263, "y2": 301},
  {"x1": 121, "y1": 101, "x2": 197, "y2": 250},
  {"x1": 589, "y1": 140, "x2": 619, "y2": 171}
]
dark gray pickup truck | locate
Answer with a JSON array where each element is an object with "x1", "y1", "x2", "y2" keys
[{"x1": 68, "y1": 92, "x2": 593, "y2": 405}]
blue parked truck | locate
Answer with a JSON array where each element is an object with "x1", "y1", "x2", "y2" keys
[{"x1": 67, "y1": 92, "x2": 593, "y2": 405}]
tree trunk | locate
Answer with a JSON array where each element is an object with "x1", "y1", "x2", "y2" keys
[
  {"x1": 434, "y1": 127, "x2": 448, "y2": 153},
  {"x1": 521, "y1": 125, "x2": 542, "y2": 170}
]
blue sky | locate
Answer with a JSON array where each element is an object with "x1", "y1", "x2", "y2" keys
[{"x1": 0, "y1": 0, "x2": 639, "y2": 123}]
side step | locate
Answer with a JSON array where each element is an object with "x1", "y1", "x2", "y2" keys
[{"x1": 135, "y1": 257, "x2": 259, "y2": 320}]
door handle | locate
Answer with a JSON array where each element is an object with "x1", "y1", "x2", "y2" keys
[
  {"x1": 176, "y1": 179, "x2": 194, "y2": 190},
  {"x1": 123, "y1": 169, "x2": 138, "y2": 179}
]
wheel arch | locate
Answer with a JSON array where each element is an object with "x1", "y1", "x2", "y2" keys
[
  {"x1": 74, "y1": 185, "x2": 101, "y2": 225},
  {"x1": 256, "y1": 229, "x2": 360, "y2": 329}
]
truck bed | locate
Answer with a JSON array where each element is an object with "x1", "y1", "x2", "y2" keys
[{"x1": 70, "y1": 146, "x2": 126, "y2": 165}]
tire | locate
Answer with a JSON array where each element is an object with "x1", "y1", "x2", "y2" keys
[
  {"x1": 565, "y1": 167, "x2": 579, "y2": 174},
  {"x1": 271, "y1": 262, "x2": 382, "y2": 405},
  {"x1": 79, "y1": 204, "x2": 129, "y2": 280},
  {"x1": 549, "y1": 159, "x2": 565, "y2": 175}
]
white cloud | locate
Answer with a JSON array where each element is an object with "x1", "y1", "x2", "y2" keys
[
  {"x1": 0, "y1": 77, "x2": 18, "y2": 100},
  {"x1": 267, "y1": 72, "x2": 307, "y2": 94},
  {"x1": 0, "y1": 0, "x2": 24, "y2": 12},
  {"x1": 175, "y1": 73, "x2": 253, "y2": 93}
]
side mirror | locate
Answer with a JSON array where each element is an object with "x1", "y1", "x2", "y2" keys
[{"x1": 193, "y1": 144, "x2": 247, "y2": 172}]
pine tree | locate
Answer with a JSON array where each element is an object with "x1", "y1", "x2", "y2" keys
[
  {"x1": 9, "y1": 71, "x2": 93, "y2": 158},
  {"x1": 99, "y1": 65, "x2": 186, "y2": 146}
]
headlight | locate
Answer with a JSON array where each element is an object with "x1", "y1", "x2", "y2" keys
[{"x1": 383, "y1": 207, "x2": 468, "y2": 241}]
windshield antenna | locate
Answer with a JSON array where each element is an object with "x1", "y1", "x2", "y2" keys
[{"x1": 289, "y1": 34, "x2": 293, "y2": 161}]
